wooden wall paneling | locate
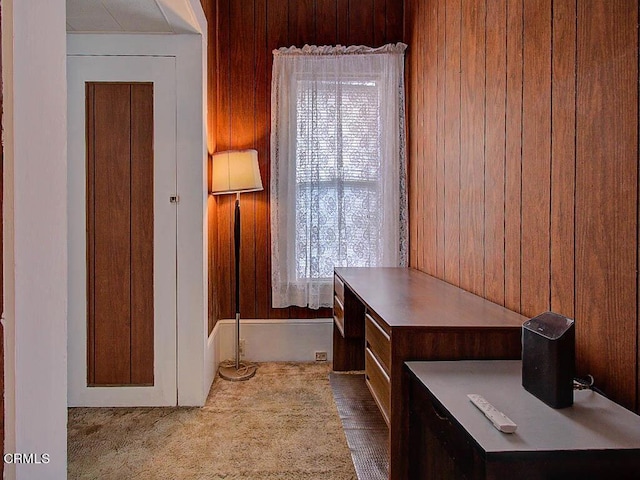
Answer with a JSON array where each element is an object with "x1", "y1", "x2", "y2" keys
[
  {"x1": 266, "y1": 0, "x2": 290, "y2": 319},
  {"x1": 459, "y1": 0, "x2": 485, "y2": 296},
  {"x1": 208, "y1": 187, "x2": 218, "y2": 330},
  {"x1": 0, "y1": 24, "x2": 3, "y2": 476},
  {"x1": 337, "y1": 0, "x2": 349, "y2": 45},
  {"x1": 216, "y1": 0, "x2": 403, "y2": 319},
  {"x1": 373, "y1": 0, "x2": 386, "y2": 46},
  {"x1": 405, "y1": 0, "x2": 420, "y2": 268},
  {"x1": 91, "y1": 83, "x2": 132, "y2": 385},
  {"x1": 405, "y1": 0, "x2": 640, "y2": 413},
  {"x1": 216, "y1": 0, "x2": 234, "y2": 320},
  {"x1": 231, "y1": 0, "x2": 258, "y2": 319},
  {"x1": 484, "y1": 0, "x2": 506, "y2": 305},
  {"x1": 504, "y1": 0, "x2": 523, "y2": 312},
  {"x1": 202, "y1": 0, "x2": 216, "y2": 155},
  {"x1": 435, "y1": 0, "x2": 446, "y2": 278},
  {"x1": 254, "y1": 0, "x2": 270, "y2": 319},
  {"x1": 348, "y1": 0, "x2": 375, "y2": 46},
  {"x1": 422, "y1": 0, "x2": 437, "y2": 276},
  {"x1": 414, "y1": 0, "x2": 424, "y2": 270},
  {"x1": 520, "y1": 0, "x2": 551, "y2": 317},
  {"x1": 443, "y1": 0, "x2": 461, "y2": 286},
  {"x1": 550, "y1": 0, "x2": 576, "y2": 318},
  {"x1": 576, "y1": 0, "x2": 638, "y2": 410},
  {"x1": 290, "y1": 0, "x2": 315, "y2": 47},
  {"x1": 130, "y1": 84, "x2": 154, "y2": 385},
  {"x1": 201, "y1": 0, "x2": 219, "y2": 333},
  {"x1": 385, "y1": 0, "x2": 403, "y2": 43},
  {"x1": 317, "y1": 0, "x2": 338, "y2": 46},
  {"x1": 86, "y1": 84, "x2": 96, "y2": 385}
]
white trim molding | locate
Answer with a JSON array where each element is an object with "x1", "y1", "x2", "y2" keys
[{"x1": 215, "y1": 318, "x2": 334, "y2": 364}]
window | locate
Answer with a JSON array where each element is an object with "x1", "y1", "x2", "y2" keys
[
  {"x1": 295, "y1": 78, "x2": 382, "y2": 280},
  {"x1": 271, "y1": 44, "x2": 408, "y2": 309}
]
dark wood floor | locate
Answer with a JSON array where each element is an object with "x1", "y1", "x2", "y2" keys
[{"x1": 329, "y1": 372, "x2": 389, "y2": 480}]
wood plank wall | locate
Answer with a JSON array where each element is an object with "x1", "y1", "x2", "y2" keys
[
  {"x1": 200, "y1": 0, "x2": 218, "y2": 335},
  {"x1": 1, "y1": 1, "x2": 4, "y2": 464},
  {"x1": 86, "y1": 83, "x2": 155, "y2": 386},
  {"x1": 209, "y1": 0, "x2": 403, "y2": 322},
  {"x1": 405, "y1": 0, "x2": 640, "y2": 411}
]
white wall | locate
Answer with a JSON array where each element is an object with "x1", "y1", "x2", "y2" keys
[
  {"x1": 2, "y1": 0, "x2": 69, "y2": 478},
  {"x1": 0, "y1": 1, "x2": 209, "y2": 476},
  {"x1": 216, "y1": 318, "x2": 334, "y2": 363},
  {"x1": 67, "y1": 32, "x2": 210, "y2": 406}
]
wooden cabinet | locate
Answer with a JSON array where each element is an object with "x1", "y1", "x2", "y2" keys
[
  {"x1": 365, "y1": 312, "x2": 391, "y2": 425},
  {"x1": 333, "y1": 267, "x2": 526, "y2": 480},
  {"x1": 332, "y1": 274, "x2": 366, "y2": 371},
  {"x1": 406, "y1": 361, "x2": 640, "y2": 479}
]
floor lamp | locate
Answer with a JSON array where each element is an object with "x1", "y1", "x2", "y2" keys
[{"x1": 211, "y1": 149, "x2": 263, "y2": 381}]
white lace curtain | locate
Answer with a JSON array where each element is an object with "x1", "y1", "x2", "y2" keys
[{"x1": 270, "y1": 43, "x2": 408, "y2": 309}]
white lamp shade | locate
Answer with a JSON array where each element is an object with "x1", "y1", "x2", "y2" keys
[{"x1": 211, "y1": 149, "x2": 263, "y2": 194}]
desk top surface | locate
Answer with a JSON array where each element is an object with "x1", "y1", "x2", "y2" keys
[
  {"x1": 406, "y1": 360, "x2": 640, "y2": 454},
  {"x1": 335, "y1": 267, "x2": 526, "y2": 329}
]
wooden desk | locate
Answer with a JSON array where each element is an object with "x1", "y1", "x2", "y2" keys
[
  {"x1": 406, "y1": 361, "x2": 640, "y2": 479},
  {"x1": 332, "y1": 267, "x2": 526, "y2": 480}
]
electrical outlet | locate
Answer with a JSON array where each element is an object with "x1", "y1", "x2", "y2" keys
[
  {"x1": 315, "y1": 351, "x2": 328, "y2": 362},
  {"x1": 239, "y1": 339, "x2": 246, "y2": 357}
]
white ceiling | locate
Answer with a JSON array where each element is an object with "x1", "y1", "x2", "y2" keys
[{"x1": 66, "y1": 0, "x2": 195, "y2": 33}]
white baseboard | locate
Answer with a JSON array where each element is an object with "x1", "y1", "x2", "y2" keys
[{"x1": 214, "y1": 318, "x2": 334, "y2": 363}]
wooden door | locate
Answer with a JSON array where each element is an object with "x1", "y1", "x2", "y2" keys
[
  {"x1": 86, "y1": 82, "x2": 154, "y2": 386},
  {"x1": 68, "y1": 55, "x2": 177, "y2": 407}
]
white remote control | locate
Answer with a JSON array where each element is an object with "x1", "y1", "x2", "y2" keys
[{"x1": 467, "y1": 394, "x2": 517, "y2": 433}]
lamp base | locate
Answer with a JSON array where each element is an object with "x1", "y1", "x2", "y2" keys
[{"x1": 219, "y1": 363, "x2": 257, "y2": 382}]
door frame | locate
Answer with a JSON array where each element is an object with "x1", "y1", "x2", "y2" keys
[
  {"x1": 68, "y1": 55, "x2": 178, "y2": 406},
  {"x1": 67, "y1": 33, "x2": 210, "y2": 406}
]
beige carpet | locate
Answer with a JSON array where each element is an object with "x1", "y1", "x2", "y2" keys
[{"x1": 68, "y1": 362, "x2": 357, "y2": 480}]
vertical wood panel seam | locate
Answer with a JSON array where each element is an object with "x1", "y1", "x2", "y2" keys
[
  {"x1": 89, "y1": 85, "x2": 96, "y2": 383},
  {"x1": 549, "y1": 0, "x2": 554, "y2": 310},
  {"x1": 128, "y1": 85, "x2": 133, "y2": 381},
  {"x1": 287, "y1": 0, "x2": 291, "y2": 45},
  {"x1": 637, "y1": 0, "x2": 640, "y2": 411},
  {"x1": 438, "y1": 0, "x2": 442, "y2": 277},
  {"x1": 483, "y1": 0, "x2": 487, "y2": 297},
  {"x1": 458, "y1": 0, "x2": 462, "y2": 281},
  {"x1": 372, "y1": 0, "x2": 375, "y2": 44},
  {"x1": 226, "y1": 2, "x2": 233, "y2": 315},
  {"x1": 383, "y1": 0, "x2": 387, "y2": 43},
  {"x1": 346, "y1": 0, "x2": 350, "y2": 44},
  {"x1": 254, "y1": 0, "x2": 258, "y2": 317},
  {"x1": 503, "y1": 0, "x2": 508, "y2": 305},
  {"x1": 573, "y1": 0, "x2": 577, "y2": 324},
  {"x1": 519, "y1": 0, "x2": 524, "y2": 312},
  {"x1": 443, "y1": 0, "x2": 447, "y2": 280},
  {"x1": 92, "y1": 86, "x2": 96, "y2": 381},
  {"x1": 336, "y1": 0, "x2": 340, "y2": 42}
]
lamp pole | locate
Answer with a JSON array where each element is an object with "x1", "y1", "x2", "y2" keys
[{"x1": 234, "y1": 192, "x2": 241, "y2": 370}]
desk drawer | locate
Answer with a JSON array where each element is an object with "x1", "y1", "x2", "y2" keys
[
  {"x1": 365, "y1": 348, "x2": 390, "y2": 426},
  {"x1": 334, "y1": 275, "x2": 344, "y2": 302},
  {"x1": 334, "y1": 295, "x2": 345, "y2": 337},
  {"x1": 365, "y1": 313, "x2": 391, "y2": 375}
]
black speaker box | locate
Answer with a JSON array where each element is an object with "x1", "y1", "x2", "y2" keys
[{"x1": 522, "y1": 311, "x2": 575, "y2": 408}]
